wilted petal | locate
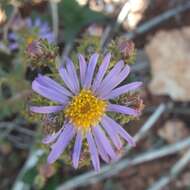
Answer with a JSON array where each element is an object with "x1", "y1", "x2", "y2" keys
[
  {"x1": 47, "y1": 124, "x2": 75, "y2": 164},
  {"x1": 72, "y1": 131, "x2": 83, "y2": 169},
  {"x1": 86, "y1": 131, "x2": 100, "y2": 172}
]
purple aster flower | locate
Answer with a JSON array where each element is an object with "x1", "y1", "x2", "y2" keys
[
  {"x1": 0, "y1": 32, "x2": 18, "y2": 52},
  {"x1": 26, "y1": 18, "x2": 54, "y2": 43},
  {"x1": 30, "y1": 53, "x2": 142, "y2": 171},
  {"x1": 7, "y1": 32, "x2": 19, "y2": 51}
]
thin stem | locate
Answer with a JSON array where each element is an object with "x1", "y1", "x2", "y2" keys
[
  {"x1": 100, "y1": 0, "x2": 134, "y2": 49},
  {"x1": 49, "y1": 0, "x2": 59, "y2": 42},
  {"x1": 12, "y1": 148, "x2": 44, "y2": 190},
  {"x1": 147, "y1": 149, "x2": 190, "y2": 190}
]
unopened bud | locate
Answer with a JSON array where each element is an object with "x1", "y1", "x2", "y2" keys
[
  {"x1": 118, "y1": 39, "x2": 135, "y2": 58},
  {"x1": 27, "y1": 40, "x2": 42, "y2": 58},
  {"x1": 25, "y1": 39, "x2": 58, "y2": 67}
]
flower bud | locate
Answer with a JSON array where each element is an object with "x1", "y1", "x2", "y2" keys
[{"x1": 27, "y1": 40, "x2": 43, "y2": 58}]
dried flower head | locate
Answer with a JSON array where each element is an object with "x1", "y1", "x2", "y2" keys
[
  {"x1": 25, "y1": 39, "x2": 58, "y2": 67},
  {"x1": 118, "y1": 39, "x2": 135, "y2": 59}
]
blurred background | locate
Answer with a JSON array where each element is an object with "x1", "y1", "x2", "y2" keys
[{"x1": 0, "y1": 0, "x2": 190, "y2": 190}]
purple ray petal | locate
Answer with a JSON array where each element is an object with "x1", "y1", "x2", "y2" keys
[
  {"x1": 99, "y1": 65, "x2": 130, "y2": 98},
  {"x1": 86, "y1": 131, "x2": 100, "y2": 172},
  {"x1": 36, "y1": 75, "x2": 72, "y2": 97},
  {"x1": 34, "y1": 18, "x2": 41, "y2": 27},
  {"x1": 26, "y1": 18, "x2": 32, "y2": 27},
  {"x1": 78, "y1": 54, "x2": 87, "y2": 87},
  {"x1": 40, "y1": 23, "x2": 49, "y2": 33},
  {"x1": 42, "y1": 128, "x2": 63, "y2": 144},
  {"x1": 83, "y1": 53, "x2": 99, "y2": 89},
  {"x1": 103, "y1": 82, "x2": 142, "y2": 99},
  {"x1": 47, "y1": 124, "x2": 75, "y2": 164},
  {"x1": 107, "y1": 104, "x2": 139, "y2": 116},
  {"x1": 103, "y1": 115, "x2": 135, "y2": 146},
  {"x1": 66, "y1": 58, "x2": 80, "y2": 92},
  {"x1": 92, "y1": 53, "x2": 111, "y2": 91},
  {"x1": 101, "y1": 118, "x2": 122, "y2": 150},
  {"x1": 93, "y1": 129, "x2": 110, "y2": 163},
  {"x1": 58, "y1": 67, "x2": 77, "y2": 94},
  {"x1": 8, "y1": 43, "x2": 19, "y2": 51},
  {"x1": 41, "y1": 33, "x2": 54, "y2": 42},
  {"x1": 41, "y1": 22, "x2": 49, "y2": 31},
  {"x1": 8, "y1": 32, "x2": 17, "y2": 40},
  {"x1": 72, "y1": 131, "x2": 83, "y2": 169},
  {"x1": 30, "y1": 105, "x2": 64, "y2": 114},
  {"x1": 93, "y1": 125, "x2": 117, "y2": 160},
  {"x1": 95, "y1": 60, "x2": 124, "y2": 95},
  {"x1": 32, "y1": 80, "x2": 69, "y2": 104}
]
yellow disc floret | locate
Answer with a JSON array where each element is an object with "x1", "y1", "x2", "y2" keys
[
  {"x1": 64, "y1": 89, "x2": 107, "y2": 129},
  {"x1": 27, "y1": 36, "x2": 35, "y2": 44}
]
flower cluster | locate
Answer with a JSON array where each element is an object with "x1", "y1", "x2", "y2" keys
[
  {"x1": 0, "y1": 17, "x2": 54, "y2": 54},
  {"x1": 31, "y1": 53, "x2": 142, "y2": 171},
  {"x1": 25, "y1": 18, "x2": 55, "y2": 44}
]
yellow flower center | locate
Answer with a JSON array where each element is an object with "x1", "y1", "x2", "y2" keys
[
  {"x1": 26, "y1": 35, "x2": 37, "y2": 45},
  {"x1": 26, "y1": 37, "x2": 34, "y2": 44},
  {"x1": 64, "y1": 89, "x2": 107, "y2": 129}
]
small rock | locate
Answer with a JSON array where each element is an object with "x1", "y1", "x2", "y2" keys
[
  {"x1": 146, "y1": 28, "x2": 190, "y2": 101},
  {"x1": 158, "y1": 119, "x2": 189, "y2": 144}
]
